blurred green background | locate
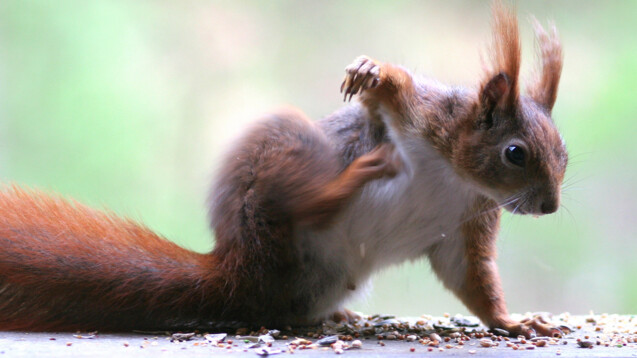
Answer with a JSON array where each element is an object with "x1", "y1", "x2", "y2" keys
[{"x1": 0, "y1": 1, "x2": 635, "y2": 317}]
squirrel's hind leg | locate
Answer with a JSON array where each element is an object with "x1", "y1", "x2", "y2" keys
[
  {"x1": 208, "y1": 107, "x2": 399, "y2": 325},
  {"x1": 210, "y1": 107, "x2": 400, "y2": 237}
]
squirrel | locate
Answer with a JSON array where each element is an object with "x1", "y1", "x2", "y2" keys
[{"x1": 0, "y1": 2, "x2": 566, "y2": 337}]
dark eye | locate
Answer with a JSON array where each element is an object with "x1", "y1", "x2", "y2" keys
[{"x1": 505, "y1": 145, "x2": 525, "y2": 167}]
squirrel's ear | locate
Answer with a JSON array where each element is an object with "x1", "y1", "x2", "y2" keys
[{"x1": 480, "y1": 72, "x2": 511, "y2": 112}]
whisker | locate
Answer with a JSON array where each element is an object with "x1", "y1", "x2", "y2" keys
[
  {"x1": 561, "y1": 186, "x2": 584, "y2": 193},
  {"x1": 455, "y1": 192, "x2": 525, "y2": 229},
  {"x1": 562, "y1": 175, "x2": 588, "y2": 188},
  {"x1": 559, "y1": 203, "x2": 578, "y2": 229},
  {"x1": 511, "y1": 196, "x2": 525, "y2": 215},
  {"x1": 561, "y1": 195, "x2": 584, "y2": 206},
  {"x1": 566, "y1": 151, "x2": 593, "y2": 162}
]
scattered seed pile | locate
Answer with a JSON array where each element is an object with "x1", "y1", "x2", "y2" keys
[{"x1": 145, "y1": 312, "x2": 637, "y2": 355}]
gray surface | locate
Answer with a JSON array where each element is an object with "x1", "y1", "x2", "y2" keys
[{"x1": 0, "y1": 330, "x2": 636, "y2": 357}]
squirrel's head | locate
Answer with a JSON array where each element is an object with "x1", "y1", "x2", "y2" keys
[{"x1": 455, "y1": 1, "x2": 566, "y2": 215}]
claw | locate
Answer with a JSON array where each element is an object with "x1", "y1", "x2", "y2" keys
[
  {"x1": 363, "y1": 75, "x2": 375, "y2": 90},
  {"x1": 341, "y1": 74, "x2": 355, "y2": 101},
  {"x1": 557, "y1": 325, "x2": 573, "y2": 335},
  {"x1": 549, "y1": 328, "x2": 563, "y2": 338},
  {"x1": 346, "y1": 57, "x2": 367, "y2": 76},
  {"x1": 341, "y1": 56, "x2": 381, "y2": 102},
  {"x1": 358, "y1": 60, "x2": 375, "y2": 77},
  {"x1": 350, "y1": 74, "x2": 366, "y2": 96}
]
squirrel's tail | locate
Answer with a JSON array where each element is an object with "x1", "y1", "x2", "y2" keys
[{"x1": 0, "y1": 186, "x2": 225, "y2": 331}]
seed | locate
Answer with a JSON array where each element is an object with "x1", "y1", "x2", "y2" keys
[
  {"x1": 410, "y1": 347, "x2": 415, "y2": 352},
  {"x1": 535, "y1": 340, "x2": 547, "y2": 347},
  {"x1": 577, "y1": 340, "x2": 593, "y2": 348},
  {"x1": 479, "y1": 338, "x2": 493, "y2": 347}
]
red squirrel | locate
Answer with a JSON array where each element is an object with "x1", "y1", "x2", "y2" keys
[{"x1": 0, "y1": 2, "x2": 566, "y2": 337}]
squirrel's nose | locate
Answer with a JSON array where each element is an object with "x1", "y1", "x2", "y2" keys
[{"x1": 540, "y1": 200, "x2": 558, "y2": 214}]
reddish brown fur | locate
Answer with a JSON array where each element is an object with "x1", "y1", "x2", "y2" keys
[
  {"x1": 360, "y1": 62, "x2": 418, "y2": 124},
  {"x1": 0, "y1": 186, "x2": 228, "y2": 331},
  {"x1": 484, "y1": 0, "x2": 521, "y2": 110},
  {"x1": 207, "y1": 107, "x2": 400, "y2": 325},
  {"x1": 458, "y1": 197, "x2": 505, "y2": 325},
  {"x1": 0, "y1": 106, "x2": 398, "y2": 331}
]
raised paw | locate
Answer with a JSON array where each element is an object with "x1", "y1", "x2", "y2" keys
[{"x1": 340, "y1": 55, "x2": 381, "y2": 102}]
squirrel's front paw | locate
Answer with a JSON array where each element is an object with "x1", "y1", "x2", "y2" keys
[
  {"x1": 330, "y1": 308, "x2": 361, "y2": 323},
  {"x1": 495, "y1": 316, "x2": 568, "y2": 338},
  {"x1": 341, "y1": 55, "x2": 381, "y2": 102}
]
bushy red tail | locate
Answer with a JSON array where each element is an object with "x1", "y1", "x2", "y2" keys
[{"x1": 0, "y1": 186, "x2": 225, "y2": 331}]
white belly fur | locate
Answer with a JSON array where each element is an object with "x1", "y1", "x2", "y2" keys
[{"x1": 296, "y1": 119, "x2": 477, "y2": 320}]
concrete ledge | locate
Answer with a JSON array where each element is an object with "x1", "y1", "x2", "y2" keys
[{"x1": 0, "y1": 314, "x2": 635, "y2": 357}]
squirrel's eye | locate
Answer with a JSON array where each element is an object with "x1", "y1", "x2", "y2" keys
[{"x1": 505, "y1": 145, "x2": 525, "y2": 167}]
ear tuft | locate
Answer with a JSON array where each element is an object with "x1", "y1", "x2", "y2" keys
[
  {"x1": 481, "y1": 0, "x2": 521, "y2": 111},
  {"x1": 527, "y1": 18, "x2": 563, "y2": 112}
]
